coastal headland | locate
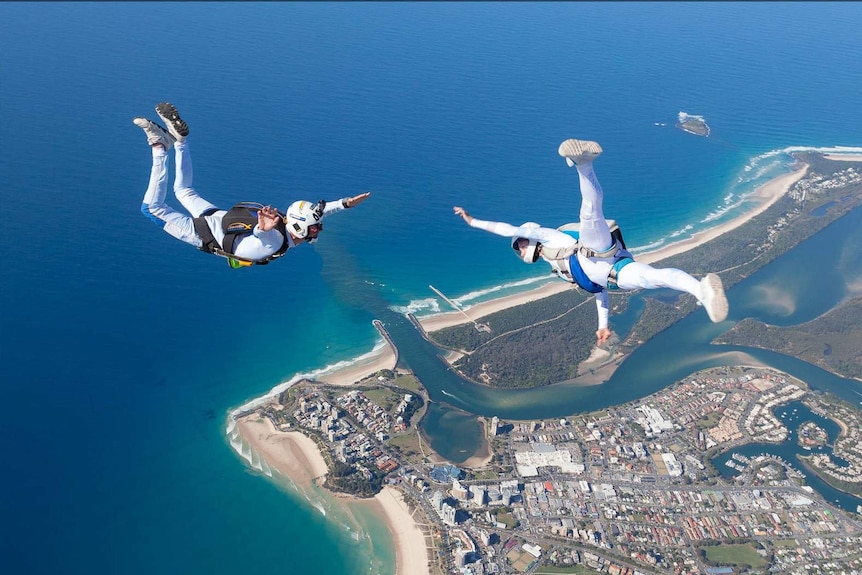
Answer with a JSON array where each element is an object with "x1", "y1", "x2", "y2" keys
[{"x1": 231, "y1": 150, "x2": 862, "y2": 574}]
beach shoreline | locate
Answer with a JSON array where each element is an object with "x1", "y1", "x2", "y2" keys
[
  {"x1": 316, "y1": 340, "x2": 398, "y2": 386},
  {"x1": 234, "y1": 413, "x2": 430, "y2": 575},
  {"x1": 362, "y1": 487, "x2": 432, "y2": 575}
]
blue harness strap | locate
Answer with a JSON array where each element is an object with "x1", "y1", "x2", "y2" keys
[
  {"x1": 564, "y1": 254, "x2": 635, "y2": 292},
  {"x1": 567, "y1": 255, "x2": 605, "y2": 293},
  {"x1": 607, "y1": 257, "x2": 634, "y2": 290},
  {"x1": 558, "y1": 229, "x2": 635, "y2": 292}
]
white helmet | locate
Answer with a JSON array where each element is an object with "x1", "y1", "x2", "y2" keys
[
  {"x1": 286, "y1": 200, "x2": 325, "y2": 242},
  {"x1": 511, "y1": 222, "x2": 541, "y2": 264}
]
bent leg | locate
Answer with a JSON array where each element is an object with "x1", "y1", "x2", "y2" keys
[
  {"x1": 616, "y1": 261, "x2": 702, "y2": 299},
  {"x1": 173, "y1": 140, "x2": 218, "y2": 217},
  {"x1": 140, "y1": 147, "x2": 202, "y2": 247},
  {"x1": 576, "y1": 162, "x2": 614, "y2": 252}
]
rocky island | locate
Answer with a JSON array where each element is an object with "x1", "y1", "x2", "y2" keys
[{"x1": 676, "y1": 111, "x2": 710, "y2": 137}]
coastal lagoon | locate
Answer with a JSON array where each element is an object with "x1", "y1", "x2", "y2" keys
[{"x1": 4, "y1": 3, "x2": 862, "y2": 574}]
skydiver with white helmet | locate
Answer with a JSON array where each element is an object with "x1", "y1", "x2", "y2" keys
[
  {"x1": 134, "y1": 102, "x2": 370, "y2": 268},
  {"x1": 454, "y1": 138, "x2": 728, "y2": 346}
]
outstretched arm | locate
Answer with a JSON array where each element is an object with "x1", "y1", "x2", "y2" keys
[
  {"x1": 453, "y1": 206, "x2": 473, "y2": 224},
  {"x1": 342, "y1": 192, "x2": 371, "y2": 209},
  {"x1": 321, "y1": 192, "x2": 372, "y2": 217},
  {"x1": 595, "y1": 291, "x2": 611, "y2": 346},
  {"x1": 453, "y1": 206, "x2": 564, "y2": 243}
]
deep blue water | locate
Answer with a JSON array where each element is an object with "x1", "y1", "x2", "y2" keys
[{"x1": 3, "y1": 3, "x2": 862, "y2": 574}]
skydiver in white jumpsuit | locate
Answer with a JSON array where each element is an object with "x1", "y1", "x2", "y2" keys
[
  {"x1": 454, "y1": 139, "x2": 728, "y2": 346},
  {"x1": 134, "y1": 102, "x2": 370, "y2": 267}
]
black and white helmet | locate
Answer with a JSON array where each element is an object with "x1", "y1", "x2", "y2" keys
[
  {"x1": 511, "y1": 222, "x2": 541, "y2": 263},
  {"x1": 286, "y1": 200, "x2": 325, "y2": 242}
]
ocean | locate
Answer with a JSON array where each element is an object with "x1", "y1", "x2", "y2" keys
[{"x1": 3, "y1": 2, "x2": 862, "y2": 573}]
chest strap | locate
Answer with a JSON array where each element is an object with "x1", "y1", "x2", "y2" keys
[{"x1": 579, "y1": 241, "x2": 621, "y2": 259}]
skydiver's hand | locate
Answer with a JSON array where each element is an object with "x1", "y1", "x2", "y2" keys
[
  {"x1": 258, "y1": 205, "x2": 282, "y2": 232},
  {"x1": 453, "y1": 206, "x2": 473, "y2": 224},
  {"x1": 596, "y1": 327, "x2": 612, "y2": 346},
  {"x1": 344, "y1": 192, "x2": 371, "y2": 208}
]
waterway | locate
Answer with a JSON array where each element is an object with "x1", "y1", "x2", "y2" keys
[{"x1": 711, "y1": 400, "x2": 861, "y2": 513}]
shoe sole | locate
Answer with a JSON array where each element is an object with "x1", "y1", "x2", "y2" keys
[
  {"x1": 133, "y1": 117, "x2": 175, "y2": 148},
  {"x1": 558, "y1": 139, "x2": 603, "y2": 161},
  {"x1": 155, "y1": 102, "x2": 189, "y2": 138},
  {"x1": 702, "y1": 273, "x2": 729, "y2": 323}
]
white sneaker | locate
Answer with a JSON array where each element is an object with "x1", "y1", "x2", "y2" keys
[
  {"x1": 700, "y1": 273, "x2": 729, "y2": 323},
  {"x1": 133, "y1": 117, "x2": 176, "y2": 150},
  {"x1": 155, "y1": 102, "x2": 189, "y2": 141},
  {"x1": 558, "y1": 138, "x2": 603, "y2": 167}
]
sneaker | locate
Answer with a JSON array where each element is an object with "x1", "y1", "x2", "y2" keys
[
  {"x1": 558, "y1": 138, "x2": 603, "y2": 167},
  {"x1": 700, "y1": 273, "x2": 729, "y2": 323},
  {"x1": 133, "y1": 117, "x2": 176, "y2": 150},
  {"x1": 155, "y1": 102, "x2": 189, "y2": 141}
]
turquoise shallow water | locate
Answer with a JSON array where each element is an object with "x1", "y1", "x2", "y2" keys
[{"x1": 3, "y1": 3, "x2": 862, "y2": 573}]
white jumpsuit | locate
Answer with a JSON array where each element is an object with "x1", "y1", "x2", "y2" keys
[
  {"x1": 140, "y1": 141, "x2": 347, "y2": 262},
  {"x1": 468, "y1": 160, "x2": 704, "y2": 331}
]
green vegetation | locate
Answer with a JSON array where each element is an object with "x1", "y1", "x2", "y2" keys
[
  {"x1": 701, "y1": 543, "x2": 768, "y2": 568},
  {"x1": 362, "y1": 387, "x2": 398, "y2": 410},
  {"x1": 430, "y1": 290, "x2": 610, "y2": 388},
  {"x1": 324, "y1": 461, "x2": 384, "y2": 498},
  {"x1": 695, "y1": 411, "x2": 723, "y2": 430},
  {"x1": 387, "y1": 431, "x2": 426, "y2": 463},
  {"x1": 393, "y1": 373, "x2": 423, "y2": 394},
  {"x1": 495, "y1": 508, "x2": 520, "y2": 529},
  {"x1": 717, "y1": 295, "x2": 862, "y2": 380}
]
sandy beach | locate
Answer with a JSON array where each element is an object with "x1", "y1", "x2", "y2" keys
[
  {"x1": 417, "y1": 160, "x2": 811, "y2": 334},
  {"x1": 235, "y1": 414, "x2": 429, "y2": 575},
  {"x1": 317, "y1": 336, "x2": 398, "y2": 386},
  {"x1": 366, "y1": 487, "x2": 432, "y2": 575},
  {"x1": 236, "y1": 415, "x2": 328, "y2": 486}
]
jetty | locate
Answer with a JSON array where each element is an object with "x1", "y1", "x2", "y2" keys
[
  {"x1": 428, "y1": 285, "x2": 491, "y2": 333},
  {"x1": 372, "y1": 319, "x2": 399, "y2": 367}
]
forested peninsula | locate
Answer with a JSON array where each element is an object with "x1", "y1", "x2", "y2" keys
[{"x1": 716, "y1": 295, "x2": 862, "y2": 380}]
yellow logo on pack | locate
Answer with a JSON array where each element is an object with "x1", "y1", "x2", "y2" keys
[{"x1": 226, "y1": 221, "x2": 254, "y2": 233}]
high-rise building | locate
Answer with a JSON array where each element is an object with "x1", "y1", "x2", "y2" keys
[
  {"x1": 469, "y1": 484, "x2": 486, "y2": 506},
  {"x1": 441, "y1": 502, "x2": 457, "y2": 526},
  {"x1": 431, "y1": 490, "x2": 444, "y2": 513},
  {"x1": 452, "y1": 479, "x2": 469, "y2": 501}
]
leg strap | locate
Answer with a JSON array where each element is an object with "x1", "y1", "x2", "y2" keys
[{"x1": 607, "y1": 257, "x2": 634, "y2": 290}]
